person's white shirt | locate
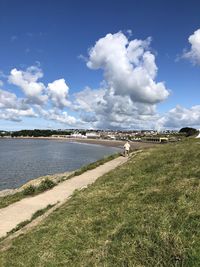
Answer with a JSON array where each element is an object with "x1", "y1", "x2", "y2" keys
[{"x1": 124, "y1": 142, "x2": 130, "y2": 151}]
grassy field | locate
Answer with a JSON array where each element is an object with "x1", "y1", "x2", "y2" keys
[{"x1": 0, "y1": 139, "x2": 200, "y2": 266}]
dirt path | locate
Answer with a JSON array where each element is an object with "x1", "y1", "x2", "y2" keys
[{"x1": 0, "y1": 156, "x2": 128, "y2": 238}]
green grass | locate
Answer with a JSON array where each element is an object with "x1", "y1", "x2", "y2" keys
[
  {"x1": 0, "y1": 178, "x2": 56, "y2": 209},
  {"x1": 0, "y1": 204, "x2": 55, "y2": 244},
  {"x1": 1, "y1": 140, "x2": 200, "y2": 266},
  {"x1": 0, "y1": 192, "x2": 24, "y2": 209},
  {"x1": 6, "y1": 204, "x2": 55, "y2": 236},
  {"x1": 0, "y1": 153, "x2": 120, "y2": 209}
]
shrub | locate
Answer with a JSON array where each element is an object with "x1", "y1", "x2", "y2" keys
[
  {"x1": 37, "y1": 178, "x2": 56, "y2": 193},
  {"x1": 179, "y1": 127, "x2": 198, "y2": 137},
  {"x1": 23, "y1": 185, "x2": 36, "y2": 196}
]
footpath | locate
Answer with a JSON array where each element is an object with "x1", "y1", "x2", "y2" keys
[{"x1": 0, "y1": 156, "x2": 128, "y2": 238}]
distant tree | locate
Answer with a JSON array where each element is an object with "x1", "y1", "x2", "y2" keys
[
  {"x1": 11, "y1": 129, "x2": 73, "y2": 137},
  {"x1": 179, "y1": 127, "x2": 198, "y2": 137}
]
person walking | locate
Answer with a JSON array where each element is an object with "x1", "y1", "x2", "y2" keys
[{"x1": 124, "y1": 141, "x2": 130, "y2": 157}]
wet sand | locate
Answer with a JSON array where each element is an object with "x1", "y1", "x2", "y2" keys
[{"x1": 54, "y1": 137, "x2": 159, "y2": 150}]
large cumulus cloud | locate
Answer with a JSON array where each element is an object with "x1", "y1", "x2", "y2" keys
[
  {"x1": 73, "y1": 32, "x2": 169, "y2": 129},
  {"x1": 87, "y1": 32, "x2": 169, "y2": 104}
]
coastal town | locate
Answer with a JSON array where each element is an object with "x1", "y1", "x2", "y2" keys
[{"x1": 0, "y1": 128, "x2": 189, "y2": 143}]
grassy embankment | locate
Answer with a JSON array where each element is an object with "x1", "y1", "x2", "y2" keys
[
  {"x1": 0, "y1": 153, "x2": 120, "y2": 209},
  {"x1": 0, "y1": 139, "x2": 200, "y2": 266}
]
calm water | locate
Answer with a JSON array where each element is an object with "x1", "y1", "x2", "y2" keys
[{"x1": 0, "y1": 139, "x2": 121, "y2": 190}]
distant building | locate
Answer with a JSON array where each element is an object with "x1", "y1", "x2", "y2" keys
[
  {"x1": 86, "y1": 132, "x2": 100, "y2": 139},
  {"x1": 142, "y1": 137, "x2": 168, "y2": 143},
  {"x1": 70, "y1": 133, "x2": 87, "y2": 139}
]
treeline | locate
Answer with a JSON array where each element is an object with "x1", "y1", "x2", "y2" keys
[
  {"x1": 179, "y1": 127, "x2": 199, "y2": 137},
  {"x1": 11, "y1": 129, "x2": 73, "y2": 137}
]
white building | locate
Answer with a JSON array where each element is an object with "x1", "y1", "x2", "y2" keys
[
  {"x1": 86, "y1": 132, "x2": 100, "y2": 139},
  {"x1": 70, "y1": 133, "x2": 87, "y2": 139}
]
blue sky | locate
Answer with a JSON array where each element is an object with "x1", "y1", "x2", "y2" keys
[{"x1": 0, "y1": 0, "x2": 200, "y2": 130}]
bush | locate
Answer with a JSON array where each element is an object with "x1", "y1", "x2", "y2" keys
[
  {"x1": 22, "y1": 179, "x2": 56, "y2": 196},
  {"x1": 37, "y1": 178, "x2": 56, "y2": 193},
  {"x1": 23, "y1": 185, "x2": 36, "y2": 196},
  {"x1": 179, "y1": 127, "x2": 198, "y2": 137}
]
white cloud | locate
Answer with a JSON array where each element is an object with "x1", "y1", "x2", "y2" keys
[
  {"x1": 156, "y1": 105, "x2": 200, "y2": 130},
  {"x1": 0, "y1": 67, "x2": 77, "y2": 126},
  {"x1": 46, "y1": 111, "x2": 77, "y2": 125},
  {"x1": 8, "y1": 66, "x2": 47, "y2": 105},
  {"x1": 182, "y1": 29, "x2": 200, "y2": 65},
  {"x1": 87, "y1": 32, "x2": 169, "y2": 104},
  {"x1": 74, "y1": 86, "x2": 106, "y2": 112},
  {"x1": 0, "y1": 89, "x2": 28, "y2": 110},
  {"x1": 0, "y1": 89, "x2": 17, "y2": 109},
  {"x1": 3, "y1": 32, "x2": 192, "y2": 130},
  {"x1": 74, "y1": 86, "x2": 158, "y2": 129},
  {"x1": 0, "y1": 32, "x2": 171, "y2": 129},
  {"x1": 0, "y1": 108, "x2": 36, "y2": 122},
  {"x1": 35, "y1": 106, "x2": 78, "y2": 126},
  {"x1": 127, "y1": 29, "x2": 133, "y2": 37},
  {"x1": 0, "y1": 87, "x2": 37, "y2": 122},
  {"x1": 0, "y1": 80, "x2": 3, "y2": 87},
  {"x1": 72, "y1": 32, "x2": 169, "y2": 129},
  {"x1": 47, "y1": 79, "x2": 71, "y2": 108}
]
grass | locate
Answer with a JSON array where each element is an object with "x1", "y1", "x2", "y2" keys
[
  {"x1": 0, "y1": 152, "x2": 121, "y2": 209},
  {"x1": 0, "y1": 204, "x2": 55, "y2": 244},
  {"x1": 0, "y1": 192, "x2": 24, "y2": 209},
  {"x1": 1, "y1": 140, "x2": 200, "y2": 266},
  {"x1": 64, "y1": 152, "x2": 121, "y2": 180},
  {"x1": 3, "y1": 204, "x2": 55, "y2": 239}
]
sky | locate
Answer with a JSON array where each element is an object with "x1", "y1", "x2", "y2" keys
[{"x1": 0, "y1": 0, "x2": 200, "y2": 131}]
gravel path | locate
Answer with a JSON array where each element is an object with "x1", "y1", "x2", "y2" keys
[{"x1": 0, "y1": 156, "x2": 127, "y2": 238}]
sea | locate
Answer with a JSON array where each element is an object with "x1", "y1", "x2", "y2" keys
[{"x1": 0, "y1": 138, "x2": 121, "y2": 191}]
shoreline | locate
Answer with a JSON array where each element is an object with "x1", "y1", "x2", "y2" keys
[
  {"x1": 1, "y1": 136, "x2": 158, "y2": 149},
  {"x1": 0, "y1": 171, "x2": 72, "y2": 197},
  {"x1": 0, "y1": 139, "x2": 156, "y2": 196}
]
